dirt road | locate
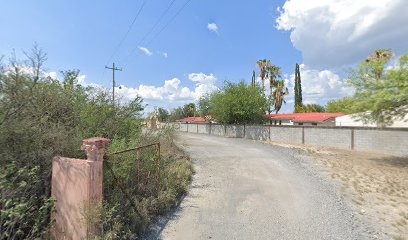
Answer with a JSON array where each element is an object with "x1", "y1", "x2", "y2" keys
[{"x1": 147, "y1": 133, "x2": 383, "y2": 239}]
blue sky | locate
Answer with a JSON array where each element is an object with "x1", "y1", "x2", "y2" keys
[{"x1": 1, "y1": 0, "x2": 407, "y2": 113}]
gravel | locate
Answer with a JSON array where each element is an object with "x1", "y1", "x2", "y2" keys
[{"x1": 145, "y1": 133, "x2": 384, "y2": 240}]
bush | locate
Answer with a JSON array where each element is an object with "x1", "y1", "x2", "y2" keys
[
  {"x1": 0, "y1": 46, "x2": 144, "y2": 238},
  {"x1": 209, "y1": 81, "x2": 268, "y2": 124},
  {"x1": 0, "y1": 162, "x2": 54, "y2": 239},
  {"x1": 101, "y1": 127, "x2": 193, "y2": 238}
]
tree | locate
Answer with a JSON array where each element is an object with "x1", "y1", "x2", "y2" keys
[
  {"x1": 255, "y1": 59, "x2": 287, "y2": 114},
  {"x1": 186, "y1": 103, "x2": 196, "y2": 117},
  {"x1": 209, "y1": 81, "x2": 267, "y2": 124},
  {"x1": 0, "y1": 45, "x2": 145, "y2": 238},
  {"x1": 256, "y1": 59, "x2": 270, "y2": 93},
  {"x1": 267, "y1": 65, "x2": 282, "y2": 114},
  {"x1": 168, "y1": 103, "x2": 196, "y2": 121},
  {"x1": 251, "y1": 70, "x2": 256, "y2": 87},
  {"x1": 157, "y1": 107, "x2": 170, "y2": 122},
  {"x1": 296, "y1": 104, "x2": 325, "y2": 113},
  {"x1": 325, "y1": 97, "x2": 355, "y2": 114},
  {"x1": 198, "y1": 95, "x2": 211, "y2": 117},
  {"x1": 273, "y1": 80, "x2": 289, "y2": 114},
  {"x1": 348, "y1": 50, "x2": 408, "y2": 125},
  {"x1": 294, "y1": 63, "x2": 303, "y2": 112}
]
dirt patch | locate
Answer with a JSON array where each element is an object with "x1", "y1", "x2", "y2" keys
[{"x1": 267, "y1": 141, "x2": 408, "y2": 239}]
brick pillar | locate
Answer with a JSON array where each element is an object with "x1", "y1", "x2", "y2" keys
[{"x1": 52, "y1": 137, "x2": 110, "y2": 239}]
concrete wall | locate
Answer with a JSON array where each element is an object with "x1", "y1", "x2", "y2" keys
[
  {"x1": 179, "y1": 123, "x2": 188, "y2": 132},
  {"x1": 187, "y1": 123, "x2": 198, "y2": 133},
  {"x1": 210, "y1": 124, "x2": 225, "y2": 136},
  {"x1": 270, "y1": 126, "x2": 303, "y2": 144},
  {"x1": 354, "y1": 129, "x2": 408, "y2": 157},
  {"x1": 304, "y1": 127, "x2": 352, "y2": 149},
  {"x1": 197, "y1": 123, "x2": 210, "y2": 134},
  {"x1": 245, "y1": 125, "x2": 269, "y2": 141},
  {"x1": 225, "y1": 125, "x2": 245, "y2": 138},
  {"x1": 169, "y1": 123, "x2": 408, "y2": 157}
]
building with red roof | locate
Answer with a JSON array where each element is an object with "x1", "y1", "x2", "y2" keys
[
  {"x1": 264, "y1": 112, "x2": 345, "y2": 126},
  {"x1": 176, "y1": 117, "x2": 207, "y2": 123}
]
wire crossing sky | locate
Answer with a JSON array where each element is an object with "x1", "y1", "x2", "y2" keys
[{"x1": 1, "y1": 0, "x2": 407, "y2": 113}]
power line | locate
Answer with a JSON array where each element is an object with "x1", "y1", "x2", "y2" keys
[
  {"x1": 146, "y1": 0, "x2": 193, "y2": 46},
  {"x1": 121, "y1": 0, "x2": 178, "y2": 67},
  {"x1": 138, "y1": 0, "x2": 177, "y2": 46},
  {"x1": 104, "y1": 0, "x2": 148, "y2": 66},
  {"x1": 122, "y1": 0, "x2": 193, "y2": 68}
]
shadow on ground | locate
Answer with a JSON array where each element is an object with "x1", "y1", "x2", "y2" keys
[{"x1": 370, "y1": 156, "x2": 408, "y2": 168}]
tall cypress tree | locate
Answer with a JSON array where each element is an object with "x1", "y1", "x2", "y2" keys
[{"x1": 294, "y1": 63, "x2": 303, "y2": 112}]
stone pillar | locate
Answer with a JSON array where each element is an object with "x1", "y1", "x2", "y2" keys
[{"x1": 52, "y1": 137, "x2": 110, "y2": 240}]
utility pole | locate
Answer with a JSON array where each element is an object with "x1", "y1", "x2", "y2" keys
[{"x1": 105, "y1": 63, "x2": 122, "y2": 104}]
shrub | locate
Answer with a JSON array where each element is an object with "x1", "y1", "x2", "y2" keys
[{"x1": 0, "y1": 162, "x2": 54, "y2": 239}]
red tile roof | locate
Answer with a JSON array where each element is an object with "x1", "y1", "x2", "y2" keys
[
  {"x1": 176, "y1": 117, "x2": 207, "y2": 123},
  {"x1": 264, "y1": 113, "x2": 345, "y2": 123}
]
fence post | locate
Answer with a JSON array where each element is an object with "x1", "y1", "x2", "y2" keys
[
  {"x1": 351, "y1": 128, "x2": 355, "y2": 150},
  {"x1": 52, "y1": 137, "x2": 111, "y2": 239},
  {"x1": 302, "y1": 127, "x2": 305, "y2": 144}
]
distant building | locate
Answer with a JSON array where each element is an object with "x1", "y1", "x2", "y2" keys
[
  {"x1": 264, "y1": 113, "x2": 345, "y2": 126},
  {"x1": 145, "y1": 111, "x2": 160, "y2": 129},
  {"x1": 335, "y1": 113, "x2": 408, "y2": 128},
  {"x1": 176, "y1": 117, "x2": 207, "y2": 123}
]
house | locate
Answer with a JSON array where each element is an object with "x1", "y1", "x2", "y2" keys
[
  {"x1": 176, "y1": 117, "x2": 207, "y2": 123},
  {"x1": 264, "y1": 113, "x2": 345, "y2": 126},
  {"x1": 336, "y1": 113, "x2": 408, "y2": 128}
]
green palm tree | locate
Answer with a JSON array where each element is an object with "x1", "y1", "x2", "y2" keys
[{"x1": 256, "y1": 59, "x2": 270, "y2": 93}]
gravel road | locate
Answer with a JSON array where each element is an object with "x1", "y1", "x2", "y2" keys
[{"x1": 146, "y1": 133, "x2": 382, "y2": 240}]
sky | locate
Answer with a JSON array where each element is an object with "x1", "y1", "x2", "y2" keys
[{"x1": 1, "y1": 0, "x2": 408, "y2": 114}]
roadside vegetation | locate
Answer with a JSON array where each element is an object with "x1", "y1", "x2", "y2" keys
[
  {"x1": 164, "y1": 50, "x2": 407, "y2": 127},
  {"x1": 0, "y1": 45, "x2": 192, "y2": 239},
  {"x1": 325, "y1": 50, "x2": 408, "y2": 125}
]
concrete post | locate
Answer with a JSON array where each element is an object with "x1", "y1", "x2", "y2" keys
[{"x1": 52, "y1": 137, "x2": 111, "y2": 239}]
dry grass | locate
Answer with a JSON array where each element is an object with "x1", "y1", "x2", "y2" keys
[{"x1": 267, "y1": 141, "x2": 408, "y2": 238}]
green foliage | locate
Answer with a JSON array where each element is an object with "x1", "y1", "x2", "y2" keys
[
  {"x1": 0, "y1": 46, "x2": 144, "y2": 238},
  {"x1": 102, "y1": 128, "x2": 193, "y2": 238},
  {"x1": 78, "y1": 90, "x2": 143, "y2": 140},
  {"x1": 168, "y1": 103, "x2": 197, "y2": 121},
  {"x1": 325, "y1": 97, "x2": 356, "y2": 114},
  {"x1": 348, "y1": 51, "x2": 408, "y2": 125},
  {"x1": 198, "y1": 94, "x2": 211, "y2": 117},
  {"x1": 294, "y1": 63, "x2": 303, "y2": 112},
  {"x1": 255, "y1": 59, "x2": 287, "y2": 114},
  {"x1": 157, "y1": 107, "x2": 170, "y2": 122},
  {"x1": 0, "y1": 162, "x2": 54, "y2": 239},
  {"x1": 251, "y1": 70, "x2": 256, "y2": 87},
  {"x1": 295, "y1": 104, "x2": 325, "y2": 113},
  {"x1": 209, "y1": 81, "x2": 267, "y2": 124}
]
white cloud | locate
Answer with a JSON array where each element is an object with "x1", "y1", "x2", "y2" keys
[
  {"x1": 46, "y1": 71, "x2": 58, "y2": 80},
  {"x1": 207, "y1": 22, "x2": 219, "y2": 34},
  {"x1": 188, "y1": 72, "x2": 218, "y2": 99},
  {"x1": 115, "y1": 73, "x2": 218, "y2": 106},
  {"x1": 138, "y1": 46, "x2": 153, "y2": 56},
  {"x1": 276, "y1": 0, "x2": 408, "y2": 68},
  {"x1": 163, "y1": 52, "x2": 168, "y2": 58},
  {"x1": 283, "y1": 64, "x2": 353, "y2": 106}
]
